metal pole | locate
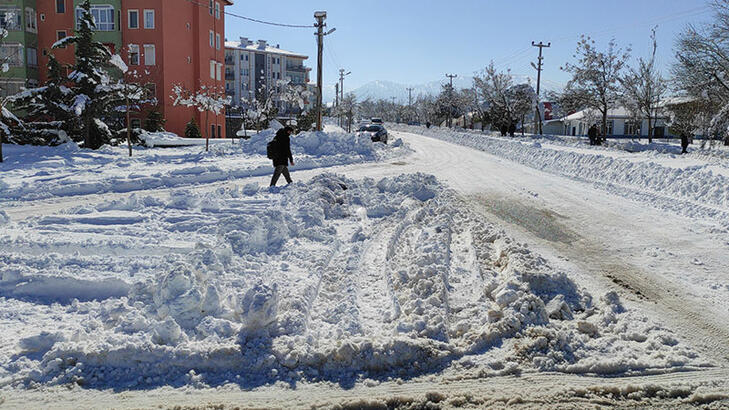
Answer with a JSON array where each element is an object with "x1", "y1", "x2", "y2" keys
[
  {"x1": 314, "y1": 12, "x2": 326, "y2": 131},
  {"x1": 445, "y1": 74, "x2": 457, "y2": 128}
]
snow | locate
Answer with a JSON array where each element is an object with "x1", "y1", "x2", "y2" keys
[
  {"x1": 2, "y1": 123, "x2": 728, "y2": 406},
  {"x1": 0, "y1": 172, "x2": 706, "y2": 390},
  {"x1": 0, "y1": 129, "x2": 411, "y2": 202}
]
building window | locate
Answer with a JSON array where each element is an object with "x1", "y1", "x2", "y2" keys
[
  {"x1": 128, "y1": 44, "x2": 139, "y2": 65},
  {"x1": 242, "y1": 68, "x2": 249, "y2": 76},
  {"x1": 187, "y1": 56, "x2": 192, "y2": 64},
  {"x1": 40, "y1": 13, "x2": 45, "y2": 21},
  {"x1": 218, "y1": 125, "x2": 222, "y2": 138},
  {"x1": 130, "y1": 118, "x2": 142, "y2": 129},
  {"x1": 56, "y1": 30, "x2": 67, "y2": 41},
  {"x1": 624, "y1": 120, "x2": 641, "y2": 136},
  {"x1": 56, "y1": 0, "x2": 65, "y2": 14},
  {"x1": 76, "y1": 5, "x2": 115, "y2": 31},
  {"x1": 216, "y1": 33, "x2": 220, "y2": 50},
  {"x1": 143, "y1": 9, "x2": 154, "y2": 29},
  {"x1": 26, "y1": 47, "x2": 37, "y2": 67},
  {"x1": 208, "y1": 0, "x2": 213, "y2": 15},
  {"x1": 128, "y1": 9, "x2": 138, "y2": 29},
  {"x1": 143, "y1": 44, "x2": 155, "y2": 65},
  {"x1": 209, "y1": 30, "x2": 214, "y2": 48},
  {"x1": 25, "y1": 8, "x2": 37, "y2": 33},
  {"x1": 211, "y1": 124, "x2": 216, "y2": 138},
  {"x1": 210, "y1": 60, "x2": 215, "y2": 79},
  {"x1": 0, "y1": 9, "x2": 22, "y2": 31},
  {"x1": 216, "y1": 62, "x2": 222, "y2": 81},
  {"x1": 215, "y1": 2, "x2": 220, "y2": 19},
  {"x1": 0, "y1": 44, "x2": 24, "y2": 67}
]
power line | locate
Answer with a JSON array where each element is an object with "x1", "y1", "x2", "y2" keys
[{"x1": 184, "y1": 0, "x2": 313, "y2": 28}]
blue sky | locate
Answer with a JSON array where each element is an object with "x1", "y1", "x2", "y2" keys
[{"x1": 225, "y1": 0, "x2": 713, "y2": 92}]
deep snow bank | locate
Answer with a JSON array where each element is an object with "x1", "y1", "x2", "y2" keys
[
  {"x1": 0, "y1": 130, "x2": 410, "y2": 202},
  {"x1": 391, "y1": 125, "x2": 729, "y2": 220},
  {"x1": 0, "y1": 174, "x2": 705, "y2": 389}
]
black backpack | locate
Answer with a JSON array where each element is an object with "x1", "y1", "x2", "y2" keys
[{"x1": 266, "y1": 138, "x2": 277, "y2": 159}]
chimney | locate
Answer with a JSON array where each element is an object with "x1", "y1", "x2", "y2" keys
[{"x1": 257, "y1": 40, "x2": 267, "y2": 49}]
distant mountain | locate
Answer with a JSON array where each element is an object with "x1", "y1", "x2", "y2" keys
[{"x1": 322, "y1": 75, "x2": 564, "y2": 104}]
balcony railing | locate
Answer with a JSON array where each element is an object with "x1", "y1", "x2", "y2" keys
[
  {"x1": 225, "y1": 72, "x2": 235, "y2": 80},
  {"x1": 225, "y1": 56, "x2": 235, "y2": 65},
  {"x1": 285, "y1": 65, "x2": 308, "y2": 72}
]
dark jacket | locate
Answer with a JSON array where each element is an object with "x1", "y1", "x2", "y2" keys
[
  {"x1": 587, "y1": 126, "x2": 598, "y2": 139},
  {"x1": 272, "y1": 129, "x2": 293, "y2": 167}
]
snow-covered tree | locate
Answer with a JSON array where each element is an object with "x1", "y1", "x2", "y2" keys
[
  {"x1": 7, "y1": 55, "x2": 72, "y2": 147},
  {"x1": 509, "y1": 83, "x2": 537, "y2": 134},
  {"x1": 0, "y1": 19, "x2": 17, "y2": 162},
  {"x1": 621, "y1": 28, "x2": 667, "y2": 143},
  {"x1": 52, "y1": 0, "x2": 121, "y2": 149},
  {"x1": 171, "y1": 84, "x2": 230, "y2": 151},
  {"x1": 561, "y1": 36, "x2": 630, "y2": 141},
  {"x1": 333, "y1": 93, "x2": 357, "y2": 132},
  {"x1": 673, "y1": 1, "x2": 729, "y2": 145},
  {"x1": 238, "y1": 83, "x2": 278, "y2": 133},
  {"x1": 474, "y1": 62, "x2": 534, "y2": 132}
]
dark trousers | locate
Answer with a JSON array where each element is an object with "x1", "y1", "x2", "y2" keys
[{"x1": 270, "y1": 165, "x2": 292, "y2": 186}]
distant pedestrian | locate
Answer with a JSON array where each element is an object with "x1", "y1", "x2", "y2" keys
[
  {"x1": 426, "y1": 121, "x2": 431, "y2": 129},
  {"x1": 500, "y1": 124, "x2": 508, "y2": 136},
  {"x1": 270, "y1": 126, "x2": 295, "y2": 187},
  {"x1": 587, "y1": 124, "x2": 598, "y2": 146},
  {"x1": 508, "y1": 122, "x2": 516, "y2": 137},
  {"x1": 680, "y1": 133, "x2": 690, "y2": 154}
]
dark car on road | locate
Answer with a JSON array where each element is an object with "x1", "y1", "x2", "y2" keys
[{"x1": 357, "y1": 124, "x2": 388, "y2": 144}]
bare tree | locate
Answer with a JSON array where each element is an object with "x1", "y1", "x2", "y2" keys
[
  {"x1": 171, "y1": 84, "x2": 230, "y2": 152},
  {"x1": 474, "y1": 62, "x2": 517, "y2": 132},
  {"x1": 673, "y1": 1, "x2": 729, "y2": 145},
  {"x1": 621, "y1": 28, "x2": 667, "y2": 143},
  {"x1": 334, "y1": 93, "x2": 357, "y2": 132},
  {"x1": 562, "y1": 36, "x2": 630, "y2": 142}
]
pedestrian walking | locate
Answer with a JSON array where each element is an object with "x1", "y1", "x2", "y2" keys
[
  {"x1": 269, "y1": 126, "x2": 295, "y2": 187},
  {"x1": 587, "y1": 124, "x2": 598, "y2": 146},
  {"x1": 508, "y1": 122, "x2": 516, "y2": 137},
  {"x1": 680, "y1": 133, "x2": 690, "y2": 154}
]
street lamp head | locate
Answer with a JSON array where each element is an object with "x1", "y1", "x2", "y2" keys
[
  {"x1": 325, "y1": 27, "x2": 336, "y2": 35},
  {"x1": 314, "y1": 11, "x2": 327, "y2": 18}
]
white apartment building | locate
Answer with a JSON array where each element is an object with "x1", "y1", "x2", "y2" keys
[{"x1": 225, "y1": 37, "x2": 313, "y2": 115}]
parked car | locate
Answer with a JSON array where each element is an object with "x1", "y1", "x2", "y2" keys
[
  {"x1": 370, "y1": 117, "x2": 383, "y2": 124},
  {"x1": 357, "y1": 124, "x2": 388, "y2": 144}
]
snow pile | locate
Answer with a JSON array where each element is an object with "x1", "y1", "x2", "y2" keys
[
  {"x1": 239, "y1": 129, "x2": 403, "y2": 161},
  {"x1": 391, "y1": 125, "x2": 729, "y2": 219},
  {"x1": 0, "y1": 130, "x2": 411, "y2": 202},
  {"x1": 0, "y1": 174, "x2": 705, "y2": 389}
]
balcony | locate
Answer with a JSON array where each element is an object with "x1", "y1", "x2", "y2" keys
[
  {"x1": 225, "y1": 56, "x2": 235, "y2": 65},
  {"x1": 225, "y1": 89, "x2": 235, "y2": 96},
  {"x1": 225, "y1": 72, "x2": 235, "y2": 80},
  {"x1": 285, "y1": 65, "x2": 308, "y2": 73}
]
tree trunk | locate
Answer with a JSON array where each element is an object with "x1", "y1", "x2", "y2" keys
[
  {"x1": 0, "y1": 129, "x2": 4, "y2": 163},
  {"x1": 602, "y1": 110, "x2": 608, "y2": 145},
  {"x1": 205, "y1": 111, "x2": 210, "y2": 152},
  {"x1": 126, "y1": 91, "x2": 132, "y2": 157},
  {"x1": 648, "y1": 116, "x2": 653, "y2": 144}
]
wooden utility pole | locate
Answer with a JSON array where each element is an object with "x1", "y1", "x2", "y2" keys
[
  {"x1": 532, "y1": 41, "x2": 550, "y2": 135},
  {"x1": 406, "y1": 87, "x2": 414, "y2": 123},
  {"x1": 445, "y1": 74, "x2": 457, "y2": 128},
  {"x1": 314, "y1": 11, "x2": 327, "y2": 131}
]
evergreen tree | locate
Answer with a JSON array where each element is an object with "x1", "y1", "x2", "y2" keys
[
  {"x1": 185, "y1": 118, "x2": 201, "y2": 139},
  {"x1": 10, "y1": 55, "x2": 75, "y2": 145},
  {"x1": 54, "y1": 0, "x2": 120, "y2": 149},
  {"x1": 144, "y1": 107, "x2": 166, "y2": 132}
]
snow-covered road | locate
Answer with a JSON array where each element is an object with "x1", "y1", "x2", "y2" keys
[{"x1": 2, "y1": 127, "x2": 729, "y2": 408}]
